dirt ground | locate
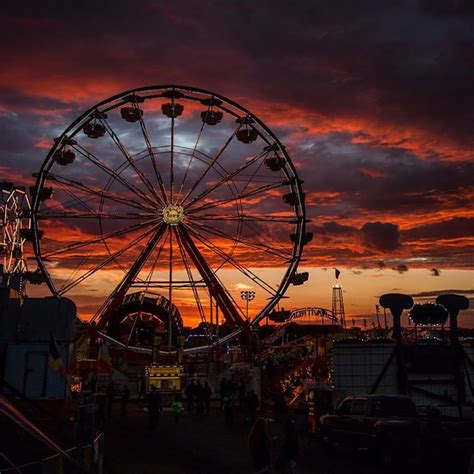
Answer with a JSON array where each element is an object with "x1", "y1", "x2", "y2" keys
[{"x1": 102, "y1": 401, "x2": 468, "y2": 474}]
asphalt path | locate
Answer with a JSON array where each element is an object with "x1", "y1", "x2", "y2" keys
[{"x1": 103, "y1": 402, "x2": 466, "y2": 474}]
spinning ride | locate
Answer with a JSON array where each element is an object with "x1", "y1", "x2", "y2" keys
[{"x1": 31, "y1": 86, "x2": 308, "y2": 346}]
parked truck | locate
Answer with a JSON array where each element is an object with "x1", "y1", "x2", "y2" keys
[{"x1": 320, "y1": 394, "x2": 474, "y2": 468}]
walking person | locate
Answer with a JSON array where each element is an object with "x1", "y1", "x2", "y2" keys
[
  {"x1": 203, "y1": 381, "x2": 212, "y2": 415},
  {"x1": 171, "y1": 394, "x2": 184, "y2": 423},
  {"x1": 307, "y1": 389, "x2": 317, "y2": 433},
  {"x1": 106, "y1": 381, "x2": 115, "y2": 419},
  {"x1": 121, "y1": 385, "x2": 130, "y2": 417},
  {"x1": 238, "y1": 380, "x2": 246, "y2": 409},
  {"x1": 95, "y1": 386, "x2": 107, "y2": 429},
  {"x1": 147, "y1": 386, "x2": 162, "y2": 429},
  {"x1": 247, "y1": 389, "x2": 259, "y2": 424},
  {"x1": 223, "y1": 390, "x2": 235, "y2": 425},
  {"x1": 276, "y1": 419, "x2": 299, "y2": 474},
  {"x1": 249, "y1": 418, "x2": 274, "y2": 474},
  {"x1": 294, "y1": 393, "x2": 309, "y2": 441},
  {"x1": 196, "y1": 380, "x2": 204, "y2": 414},
  {"x1": 137, "y1": 375, "x2": 146, "y2": 404},
  {"x1": 185, "y1": 380, "x2": 196, "y2": 412},
  {"x1": 219, "y1": 377, "x2": 228, "y2": 408}
]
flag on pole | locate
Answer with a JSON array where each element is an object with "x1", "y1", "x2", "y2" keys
[
  {"x1": 97, "y1": 341, "x2": 113, "y2": 374},
  {"x1": 335, "y1": 268, "x2": 341, "y2": 280},
  {"x1": 68, "y1": 333, "x2": 88, "y2": 374},
  {"x1": 75, "y1": 333, "x2": 90, "y2": 361},
  {"x1": 49, "y1": 333, "x2": 65, "y2": 377}
]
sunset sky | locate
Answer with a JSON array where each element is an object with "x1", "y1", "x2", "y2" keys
[{"x1": 1, "y1": 1, "x2": 473, "y2": 327}]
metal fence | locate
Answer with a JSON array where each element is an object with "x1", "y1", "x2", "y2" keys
[{"x1": 1, "y1": 432, "x2": 104, "y2": 473}]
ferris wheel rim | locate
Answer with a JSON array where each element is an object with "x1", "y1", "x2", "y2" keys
[{"x1": 31, "y1": 85, "x2": 307, "y2": 330}]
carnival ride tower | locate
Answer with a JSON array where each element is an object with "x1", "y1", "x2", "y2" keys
[
  {"x1": 0, "y1": 183, "x2": 31, "y2": 293},
  {"x1": 332, "y1": 268, "x2": 346, "y2": 328}
]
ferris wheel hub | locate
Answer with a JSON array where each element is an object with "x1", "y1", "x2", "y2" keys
[{"x1": 162, "y1": 204, "x2": 184, "y2": 225}]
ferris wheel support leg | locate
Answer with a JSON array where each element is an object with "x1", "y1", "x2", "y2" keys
[
  {"x1": 177, "y1": 224, "x2": 245, "y2": 331},
  {"x1": 93, "y1": 223, "x2": 167, "y2": 330}
]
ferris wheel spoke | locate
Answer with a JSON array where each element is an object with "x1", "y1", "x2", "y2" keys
[
  {"x1": 184, "y1": 149, "x2": 269, "y2": 210},
  {"x1": 178, "y1": 118, "x2": 206, "y2": 197},
  {"x1": 42, "y1": 172, "x2": 154, "y2": 212},
  {"x1": 73, "y1": 144, "x2": 157, "y2": 207},
  {"x1": 188, "y1": 214, "x2": 298, "y2": 224},
  {"x1": 187, "y1": 180, "x2": 287, "y2": 215},
  {"x1": 179, "y1": 121, "x2": 244, "y2": 207},
  {"x1": 185, "y1": 224, "x2": 279, "y2": 296},
  {"x1": 170, "y1": 96, "x2": 175, "y2": 203},
  {"x1": 168, "y1": 227, "x2": 173, "y2": 319},
  {"x1": 57, "y1": 223, "x2": 158, "y2": 295},
  {"x1": 175, "y1": 230, "x2": 208, "y2": 327},
  {"x1": 42, "y1": 218, "x2": 158, "y2": 259},
  {"x1": 38, "y1": 211, "x2": 152, "y2": 219},
  {"x1": 142, "y1": 225, "x2": 168, "y2": 287},
  {"x1": 187, "y1": 220, "x2": 292, "y2": 260},
  {"x1": 135, "y1": 105, "x2": 168, "y2": 204},
  {"x1": 97, "y1": 116, "x2": 164, "y2": 206}
]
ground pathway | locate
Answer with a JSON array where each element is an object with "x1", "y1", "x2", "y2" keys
[{"x1": 103, "y1": 402, "x2": 457, "y2": 474}]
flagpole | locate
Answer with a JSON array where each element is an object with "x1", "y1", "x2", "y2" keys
[{"x1": 92, "y1": 342, "x2": 101, "y2": 429}]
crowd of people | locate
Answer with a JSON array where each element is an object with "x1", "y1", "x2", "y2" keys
[
  {"x1": 90, "y1": 374, "x2": 317, "y2": 473},
  {"x1": 184, "y1": 379, "x2": 213, "y2": 414},
  {"x1": 183, "y1": 377, "x2": 259, "y2": 425}
]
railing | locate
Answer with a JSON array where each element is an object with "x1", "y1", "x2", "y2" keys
[{"x1": 1, "y1": 432, "x2": 104, "y2": 473}]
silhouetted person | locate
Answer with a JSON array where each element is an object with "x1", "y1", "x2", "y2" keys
[
  {"x1": 147, "y1": 386, "x2": 162, "y2": 429},
  {"x1": 223, "y1": 391, "x2": 235, "y2": 425},
  {"x1": 276, "y1": 419, "x2": 299, "y2": 473},
  {"x1": 203, "y1": 381, "x2": 212, "y2": 415},
  {"x1": 171, "y1": 394, "x2": 184, "y2": 423},
  {"x1": 238, "y1": 380, "x2": 246, "y2": 409},
  {"x1": 95, "y1": 386, "x2": 106, "y2": 429},
  {"x1": 247, "y1": 389, "x2": 259, "y2": 423},
  {"x1": 249, "y1": 418, "x2": 273, "y2": 473},
  {"x1": 273, "y1": 391, "x2": 288, "y2": 423},
  {"x1": 185, "y1": 380, "x2": 196, "y2": 412},
  {"x1": 307, "y1": 389, "x2": 316, "y2": 433},
  {"x1": 121, "y1": 385, "x2": 130, "y2": 417},
  {"x1": 196, "y1": 380, "x2": 204, "y2": 414},
  {"x1": 294, "y1": 393, "x2": 309, "y2": 438},
  {"x1": 106, "y1": 381, "x2": 115, "y2": 418},
  {"x1": 138, "y1": 375, "x2": 146, "y2": 403},
  {"x1": 220, "y1": 377, "x2": 228, "y2": 408},
  {"x1": 230, "y1": 379, "x2": 238, "y2": 398}
]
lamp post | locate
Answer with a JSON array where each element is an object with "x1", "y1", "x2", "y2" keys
[{"x1": 240, "y1": 290, "x2": 255, "y2": 321}]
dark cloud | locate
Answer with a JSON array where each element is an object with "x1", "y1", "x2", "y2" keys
[
  {"x1": 361, "y1": 222, "x2": 400, "y2": 252},
  {"x1": 403, "y1": 217, "x2": 474, "y2": 241},
  {"x1": 412, "y1": 289, "x2": 474, "y2": 298},
  {"x1": 312, "y1": 221, "x2": 356, "y2": 235},
  {"x1": 0, "y1": 0, "x2": 471, "y2": 278}
]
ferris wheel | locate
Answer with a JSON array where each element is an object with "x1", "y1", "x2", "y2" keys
[
  {"x1": 0, "y1": 183, "x2": 31, "y2": 290},
  {"x1": 31, "y1": 86, "x2": 309, "y2": 342}
]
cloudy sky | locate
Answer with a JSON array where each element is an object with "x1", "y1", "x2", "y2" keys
[{"x1": 0, "y1": 1, "x2": 473, "y2": 326}]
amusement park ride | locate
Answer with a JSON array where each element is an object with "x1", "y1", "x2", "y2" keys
[{"x1": 3, "y1": 85, "x2": 313, "y2": 359}]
